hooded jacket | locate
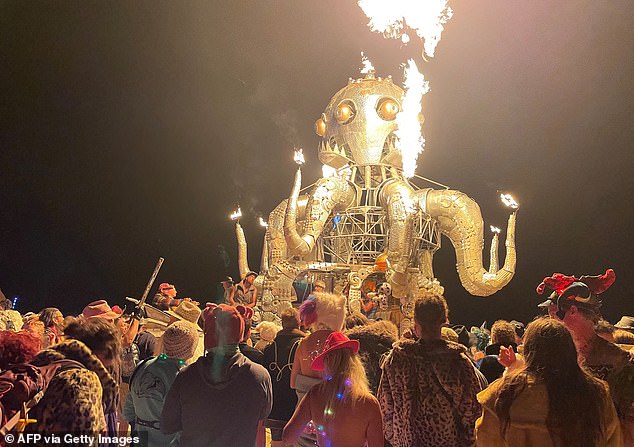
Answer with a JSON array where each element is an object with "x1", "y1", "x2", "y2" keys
[
  {"x1": 29, "y1": 339, "x2": 118, "y2": 438},
  {"x1": 378, "y1": 338, "x2": 482, "y2": 447},
  {"x1": 161, "y1": 347, "x2": 272, "y2": 447}
]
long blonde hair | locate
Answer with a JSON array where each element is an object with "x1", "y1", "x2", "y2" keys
[{"x1": 316, "y1": 347, "x2": 371, "y2": 421}]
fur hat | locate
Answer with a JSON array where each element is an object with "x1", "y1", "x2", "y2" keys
[
  {"x1": 299, "y1": 292, "x2": 346, "y2": 332},
  {"x1": 255, "y1": 321, "x2": 281, "y2": 342},
  {"x1": 163, "y1": 320, "x2": 198, "y2": 360},
  {"x1": 203, "y1": 303, "x2": 244, "y2": 349}
]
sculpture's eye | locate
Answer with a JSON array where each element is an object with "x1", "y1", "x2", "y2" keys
[
  {"x1": 377, "y1": 98, "x2": 399, "y2": 121},
  {"x1": 315, "y1": 114, "x2": 327, "y2": 136},
  {"x1": 335, "y1": 101, "x2": 356, "y2": 125}
]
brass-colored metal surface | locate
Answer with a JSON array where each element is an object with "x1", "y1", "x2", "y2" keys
[
  {"x1": 425, "y1": 189, "x2": 517, "y2": 296},
  {"x1": 235, "y1": 74, "x2": 517, "y2": 326}
]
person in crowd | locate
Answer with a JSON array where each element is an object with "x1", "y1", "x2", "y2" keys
[
  {"x1": 262, "y1": 307, "x2": 306, "y2": 447},
  {"x1": 0, "y1": 297, "x2": 22, "y2": 331},
  {"x1": 345, "y1": 319, "x2": 398, "y2": 395},
  {"x1": 161, "y1": 303, "x2": 272, "y2": 446},
  {"x1": 345, "y1": 311, "x2": 369, "y2": 330},
  {"x1": 479, "y1": 320, "x2": 519, "y2": 384},
  {"x1": 79, "y1": 301, "x2": 127, "y2": 440},
  {"x1": 614, "y1": 316, "x2": 634, "y2": 335},
  {"x1": 533, "y1": 269, "x2": 634, "y2": 444},
  {"x1": 283, "y1": 331, "x2": 383, "y2": 447},
  {"x1": 597, "y1": 319, "x2": 617, "y2": 343},
  {"x1": 28, "y1": 317, "x2": 120, "y2": 437},
  {"x1": 509, "y1": 320, "x2": 525, "y2": 346},
  {"x1": 292, "y1": 293, "x2": 347, "y2": 400},
  {"x1": 236, "y1": 305, "x2": 265, "y2": 364},
  {"x1": 231, "y1": 272, "x2": 258, "y2": 308},
  {"x1": 290, "y1": 292, "x2": 346, "y2": 447},
  {"x1": 254, "y1": 320, "x2": 281, "y2": 351},
  {"x1": 151, "y1": 282, "x2": 199, "y2": 311},
  {"x1": 38, "y1": 307, "x2": 64, "y2": 345},
  {"x1": 469, "y1": 324, "x2": 491, "y2": 363},
  {"x1": 123, "y1": 320, "x2": 198, "y2": 447},
  {"x1": 162, "y1": 299, "x2": 205, "y2": 362},
  {"x1": 0, "y1": 329, "x2": 41, "y2": 369},
  {"x1": 379, "y1": 294, "x2": 482, "y2": 447},
  {"x1": 441, "y1": 326, "x2": 460, "y2": 343},
  {"x1": 476, "y1": 318, "x2": 622, "y2": 446},
  {"x1": 313, "y1": 279, "x2": 326, "y2": 294},
  {"x1": 21, "y1": 313, "x2": 48, "y2": 347},
  {"x1": 221, "y1": 276, "x2": 235, "y2": 304}
]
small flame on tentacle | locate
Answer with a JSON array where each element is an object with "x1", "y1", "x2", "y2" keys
[
  {"x1": 395, "y1": 59, "x2": 429, "y2": 178},
  {"x1": 259, "y1": 217, "x2": 268, "y2": 228},
  {"x1": 293, "y1": 147, "x2": 305, "y2": 165},
  {"x1": 230, "y1": 206, "x2": 242, "y2": 221},
  {"x1": 490, "y1": 226, "x2": 501, "y2": 234},
  {"x1": 500, "y1": 193, "x2": 519, "y2": 210},
  {"x1": 357, "y1": 0, "x2": 453, "y2": 58}
]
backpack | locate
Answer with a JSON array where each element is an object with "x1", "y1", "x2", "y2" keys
[{"x1": 0, "y1": 360, "x2": 84, "y2": 435}]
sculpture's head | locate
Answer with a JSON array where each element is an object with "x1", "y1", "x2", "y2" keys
[{"x1": 315, "y1": 74, "x2": 405, "y2": 169}]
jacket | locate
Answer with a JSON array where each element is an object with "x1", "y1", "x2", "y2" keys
[
  {"x1": 476, "y1": 377, "x2": 622, "y2": 446},
  {"x1": 29, "y1": 339, "x2": 118, "y2": 439},
  {"x1": 378, "y1": 338, "x2": 482, "y2": 447}
]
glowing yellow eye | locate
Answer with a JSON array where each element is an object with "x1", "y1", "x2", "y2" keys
[
  {"x1": 335, "y1": 101, "x2": 355, "y2": 124},
  {"x1": 315, "y1": 117, "x2": 327, "y2": 136},
  {"x1": 377, "y1": 98, "x2": 399, "y2": 121}
]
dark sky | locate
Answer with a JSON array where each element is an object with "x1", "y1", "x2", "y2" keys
[{"x1": 1, "y1": 1, "x2": 632, "y2": 325}]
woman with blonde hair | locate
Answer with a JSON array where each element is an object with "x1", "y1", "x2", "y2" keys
[
  {"x1": 283, "y1": 331, "x2": 383, "y2": 447},
  {"x1": 476, "y1": 318, "x2": 621, "y2": 447}
]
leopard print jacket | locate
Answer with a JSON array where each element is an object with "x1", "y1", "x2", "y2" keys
[
  {"x1": 378, "y1": 338, "x2": 482, "y2": 447},
  {"x1": 28, "y1": 339, "x2": 119, "y2": 437}
]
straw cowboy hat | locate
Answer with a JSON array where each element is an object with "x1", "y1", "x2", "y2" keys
[{"x1": 166, "y1": 299, "x2": 202, "y2": 326}]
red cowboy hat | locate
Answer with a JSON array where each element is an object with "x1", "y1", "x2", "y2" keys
[
  {"x1": 311, "y1": 331, "x2": 359, "y2": 371},
  {"x1": 82, "y1": 300, "x2": 124, "y2": 321}
]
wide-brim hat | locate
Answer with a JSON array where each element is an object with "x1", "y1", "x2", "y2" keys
[
  {"x1": 244, "y1": 271, "x2": 258, "y2": 279},
  {"x1": 314, "y1": 280, "x2": 326, "y2": 289},
  {"x1": 614, "y1": 316, "x2": 634, "y2": 330},
  {"x1": 221, "y1": 276, "x2": 234, "y2": 284},
  {"x1": 166, "y1": 300, "x2": 202, "y2": 325},
  {"x1": 311, "y1": 331, "x2": 359, "y2": 371},
  {"x1": 159, "y1": 283, "x2": 175, "y2": 291},
  {"x1": 82, "y1": 300, "x2": 124, "y2": 321}
]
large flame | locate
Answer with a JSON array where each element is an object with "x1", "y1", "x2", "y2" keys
[
  {"x1": 357, "y1": 0, "x2": 453, "y2": 58},
  {"x1": 395, "y1": 59, "x2": 429, "y2": 178}
]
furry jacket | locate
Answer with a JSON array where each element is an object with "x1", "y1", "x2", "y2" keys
[
  {"x1": 345, "y1": 321, "x2": 398, "y2": 395},
  {"x1": 378, "y1": 338, "x2": 483, "y2": 447},
  {"x1": 29, "y1": 339, "x2": 119, "y2": 437}
]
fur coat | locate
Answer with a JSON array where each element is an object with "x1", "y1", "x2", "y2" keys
[
  {"x1": 378, "y1": 338, "x2": 482, "y2": 447},
  {"x1": 345, "y1": 320, "x2": 398, "y2": 395},
  {"x1": 29, "y1": 339, "x2": 119, "y2": 438}
]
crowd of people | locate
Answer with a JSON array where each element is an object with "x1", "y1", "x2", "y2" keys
[{"x1": 0, "y1": 268, "x2": 633, "y2": 447}]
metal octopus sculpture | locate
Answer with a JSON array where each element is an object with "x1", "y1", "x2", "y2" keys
[{"x1": 236, "y1": 72, "x2": 517, "y2": 332}]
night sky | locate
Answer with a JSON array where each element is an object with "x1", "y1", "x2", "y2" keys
[{"x1": 2, "y1": 1, "x2": 632, "y2": 326}]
